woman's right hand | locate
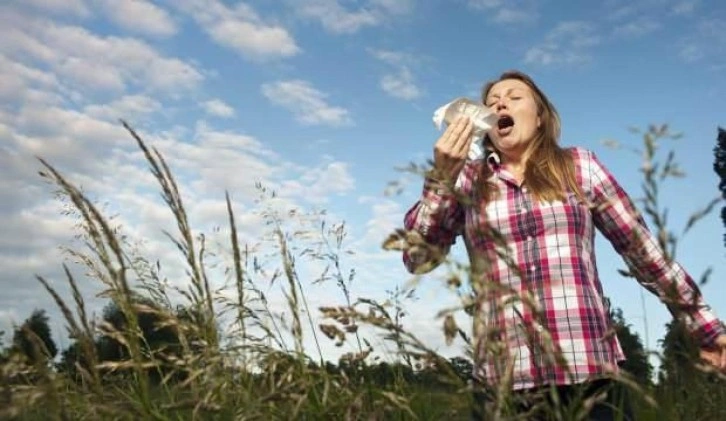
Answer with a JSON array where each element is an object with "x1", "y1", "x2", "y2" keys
[{"x1": 433, "y1": 116, "x2": 474, "y2": 182}]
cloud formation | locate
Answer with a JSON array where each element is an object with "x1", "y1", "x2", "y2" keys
[
  {"x1": 172, "y1": 0, "x2": 300, "y2": 60},
  {"x1": 524, "y1": 21, "x2": 601, "y2": 66},
  {"x1": 98, "y1": 0, "x2": 178, "y2": 37},
  {"x1": 0, "y1": 6, "x2": 203, "y2": 94},
  {"x1": 261, "y1": 80, "x2": 353, "y2": 126},
  {"x1": 292, "y1": 0, "x2": 414, "y2": 34},
  {"x1": 369, "y1": 49, "x2": 423, "y2": 100},
  {"x1": 202, "y1": 99, "x2": 236, "y2": 118}
]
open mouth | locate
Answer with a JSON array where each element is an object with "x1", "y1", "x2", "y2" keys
[
  {"x1": 497, "y1": 115, "x2": 514, "y2": 135},
  {"x1": 498, "y1": 115, "x2": 514, "y2": 129}
]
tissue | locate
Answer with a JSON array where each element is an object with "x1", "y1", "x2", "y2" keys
[{"x1": 432, "y1": 97, "x2": 497, "y2": 161}]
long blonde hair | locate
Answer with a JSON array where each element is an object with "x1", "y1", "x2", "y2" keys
[{"x1": 479, "y1": 70, "x2": 583, "y2": 203}]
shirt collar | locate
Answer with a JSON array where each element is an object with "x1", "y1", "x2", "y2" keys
[{"x1": 486, "y1": 149, "x2": 501, "y2": 168}]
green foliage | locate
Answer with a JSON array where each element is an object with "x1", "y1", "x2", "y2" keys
[
  {"x1": 1, "y1": 122, "x2": 723, "y2": 420},
  {"x1": 609, "y1": 306, "x2": 653, "y2": 386},
  {"x1": 714, "y1": 127, "x2": 726, "y2": 247},
  {"x1": 11, "y1": 309, "x2": 58, "y2": 365},
  {"x1": 654, "y1": 318, "x2": 726, "y2": 419}
]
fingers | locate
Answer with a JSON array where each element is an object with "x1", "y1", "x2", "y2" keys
[
  {"x1": 438, "y1": 116, "x2": 473, "y2": 155},
  {"x1": 699, "y1": 341, "x2": 726, "y2": 373},
  {"x1": 453, "y1": 118, "x2": 474, "y2": 156},
  {"x1": 433, "y1": 116, "x2": 473, "y2": 181}
]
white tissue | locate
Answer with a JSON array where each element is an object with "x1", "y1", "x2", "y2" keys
[{"x1": 432, "y1": 97, "x2": 497, "y2": 161}]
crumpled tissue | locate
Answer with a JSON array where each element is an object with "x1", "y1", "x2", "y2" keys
[{"x1": 432, "y1": 97, "x2": 497, "y2": 161}]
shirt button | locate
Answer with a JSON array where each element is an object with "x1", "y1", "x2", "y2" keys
[{"x1": 530, "y1": 265, "x2": 536, "y2": 272}]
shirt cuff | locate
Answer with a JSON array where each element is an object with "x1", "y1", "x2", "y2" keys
[
  {"x1": 422, "y1": 176, "x2": 455, "y2": 197},
  {"x1": 697, "y1": 318, "x2": 726, "y2": 347}
]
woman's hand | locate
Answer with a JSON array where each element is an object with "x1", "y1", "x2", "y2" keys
[
  {"x1": 433, "y1": 116, "x2": 474, "y2": 182},
  {"x1": 700, "y1": 334, "x2": 726, "y2": 373}
]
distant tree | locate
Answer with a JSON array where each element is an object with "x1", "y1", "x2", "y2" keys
[
  {"x1": 97, "y1": 297, "x2": 182, "y2": 362},
  {"x1": 611, "y1": 309, "x2": 652, "y2": 385},
  {"x1": 657, "y1": 318, "x2": 698, "y2": 386},
  {"x1": 366, "y1": 361, "x2": 396, "y2": 386},
  {"x1": 56, "y1": 296, "x2": 190, "y2": 383},
  {"x1": 12, "y1": 309, "x2": 58, "y2": 365},
  {"x1": 449, "y1": 356, "x2": 473, "y2": 382},
  {"x1": 714, "y1": 127, "x2": 726, "y2": 247},
  {"x1": 0, "y1": 330, "x2": 7, "y2": 364},
  {"x1": 608, "y1": 304, "x2": 653, "y2": 385},
  {"x1": 653, "y1": 318, "x2": 726, "y2": 419},
  {"x1": 57, "y1": 341, "x2": 85, "y2": 376}
]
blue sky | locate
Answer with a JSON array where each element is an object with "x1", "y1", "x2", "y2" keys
[{"x1": 1, "y1": 0, "x2": 725, "y2": 366}]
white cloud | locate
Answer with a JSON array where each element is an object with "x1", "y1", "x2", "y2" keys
[
  {"x1": 466, "y1": 0, "x2": 537, "y2": 25},
  {"x1": 381, "y1": 68, "x2": 421, "y2": 100},
  {"x1": 261, "y1": 80, "x2": 353, "y2": 127},
  {"x1": 355, "y1": 196, "x2": 403, "y2": 249},
  {"x1": 292, "y1": 0, "x2": 413, "y2": 34},
  {"x1": 202, "y1": 99, "x2": 236, "y2": 118},
  {"x1": 369, "y1": 49, "x2": 424, "y2": 101},
  {"x1": 368, "y1": 49, "x2": 418, "y2": 67},
  {"x1": 606, "y1": 4, "x2": 637, "y2": 21},
  {"x1": 679, "y1": 19, "x2": 726, "y2": 63},
  {"x1": 172, "y1": 0, "x2": 300, "y2": 60},
  {"x1": 467, "y1": 0, "x2": 503, "y2": 9},
  {"x1": 0, "y1": 55, "x2": 62, "y2": 103},
  {"x1": 8, "y1": 105, "x2": 130, "y2": 173},
  {"x1": 278, "y1": 160, "x2": 355, "y2": 204},
  {"x1": 672, "y1": 0, "x2": 699, "y2": 16},
  {"x1": 369, "y1": 0, "x2": 414, "y2": 15},
  {"x1": 550, "y1": 22, "x2": 601, "y2": 48},
  {"x1": 612, "y1": 17, "x2": 661, "y2": 37},
  {"x1": 84, "y1": 95, "x2": 162, "y2": 122},
  {"x1": 17, "y1": 0, "x2": 91, "y2": 17},
  {"x1": 493, "y1": 8, "x2": 536, "y2": 24},
  {"x1": 98, "y1": 0, "x2": 177, "y2": 37},
  {"x1": 0, "y1": 9, "x2": 203, "y2": 94},
  {"x1": 295, "y1": 0, "x2": 378, "y2": 34},
  {"x1": 524, "y1": 21, "x2": 600, "y2": 66}
]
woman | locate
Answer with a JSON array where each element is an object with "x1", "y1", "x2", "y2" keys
[{"x1": 402, "y1": 70, "x2": 726, "y2": 419}]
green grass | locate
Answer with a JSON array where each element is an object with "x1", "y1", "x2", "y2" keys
[{"x1": 2, "y1": 122, "x2": 725, "y2": 420}]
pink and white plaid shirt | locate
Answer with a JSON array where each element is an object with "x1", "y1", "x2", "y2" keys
[{"x1": 403, "y1": 147, "x2": 724, "y2": 390}]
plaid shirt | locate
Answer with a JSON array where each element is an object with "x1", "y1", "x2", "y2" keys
[{"x1": 403, "y1": 147, "x2": 724, "y2": 390}]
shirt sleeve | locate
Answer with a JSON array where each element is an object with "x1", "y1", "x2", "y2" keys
[
  {"x1": 585, "y1": 149, "x2": 724, "y2": 346},
  {"x1": 402, "y1": 176, "x2": 465, "y2": 274}
]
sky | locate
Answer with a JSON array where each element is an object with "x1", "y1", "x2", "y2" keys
[{"x1": 1, "y1": 0, "x2": 725, "y2": 367}]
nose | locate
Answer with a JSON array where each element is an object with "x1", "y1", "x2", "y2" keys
[{"x1": 495, "y1": 98, "x2": 508, "y2": 111}]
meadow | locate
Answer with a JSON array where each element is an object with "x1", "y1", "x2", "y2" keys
[{"x1": 1, "y1": 123, "x2": 725, "y2": 420}]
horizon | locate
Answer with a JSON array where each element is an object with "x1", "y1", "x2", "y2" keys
[{"x1": 1, "y1": 0, "x2": 725, "y2": 370}]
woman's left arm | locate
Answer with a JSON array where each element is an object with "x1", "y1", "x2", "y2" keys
[{"x1": 582, "y1": 149, "x2": 726, "y2": 372}]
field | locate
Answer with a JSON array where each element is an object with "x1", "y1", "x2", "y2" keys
[{"x1": 2, "y1": 124, "x2": 725, "y2": 420}]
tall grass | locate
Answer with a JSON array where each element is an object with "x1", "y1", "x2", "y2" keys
[{"x1": 0, "y1": 122, "x2": 723, "y2": 420}]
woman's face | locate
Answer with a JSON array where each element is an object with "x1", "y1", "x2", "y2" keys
[{"x1": 484, "y1": 79, "x2": 541, "y2": 160}]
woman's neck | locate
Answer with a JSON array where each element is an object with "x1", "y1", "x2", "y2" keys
[{"x1": 501, "y1": 152, "x2": 526, "y2": 183}]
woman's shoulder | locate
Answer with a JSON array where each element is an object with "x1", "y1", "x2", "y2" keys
[
  {"x1": 562, "y1": 146, "x2": 602, "y2": 182},
  {"x1": 564, "y1": 145, "x2": 595, "y2": 161}
]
